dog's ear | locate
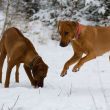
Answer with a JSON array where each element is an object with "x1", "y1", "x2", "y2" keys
[
  {"x1": 57, "y1": 20, "x2": 62, "y2": 31},
  {"x1": 71, "y1": 21, "x2": 79, "y2": 28}
]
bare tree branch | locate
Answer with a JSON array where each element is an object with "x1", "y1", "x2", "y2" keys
[{"x1": 1, "y1": 0, "x2": 11, "y2": 37}]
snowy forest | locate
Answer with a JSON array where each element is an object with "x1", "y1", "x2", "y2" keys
[
  {"x1": 0, "y1": 0, "x2": 110, "y2": 40},
  {"x1": 0, "y1": 0, "x2": 110, "y2": 110}
]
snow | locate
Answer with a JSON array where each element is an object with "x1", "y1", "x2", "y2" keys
[
  {"x1": 0, "y1": 11, "x2": 4, "y2": 33},
  {"x1": 57, "y1": 0, "x2": 68, "y2": 6},
  {"x1": 85, "y1": 0, "x2": 100, "y2": 6},
  {"x1": 0, "y1": 12, "x2": 110, "y2": 110},
  {"x1": 98, "y1": 7, "x2": 106, "y2": 15},
  {"x1": 1, "y1": 41, "x2": 110, "y2": 110}
]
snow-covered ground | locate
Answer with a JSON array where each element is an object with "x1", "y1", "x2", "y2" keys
[
  {"x1": 0, "y1": 12, "x2": 110, "y2": 110},
  {"x1": 0, "y1": 40, "x2": 110, "y2": 110},
  {"x1": 0, "y1": 36, "x2": 110, "y2": 110}
]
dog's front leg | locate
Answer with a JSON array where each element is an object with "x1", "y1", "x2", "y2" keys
[
  {"x1": 73, "y1": 52, "x2": 95, "y2": 72},
  {"x1": 23, "y1": 64, "x2": 36, "y2": 87},
  {"x1": 15, "y1": 64, "x2": 20, "y2": 83},
  {"x1": 61, "y1": 52, "x2": 83, "y2": 77}
]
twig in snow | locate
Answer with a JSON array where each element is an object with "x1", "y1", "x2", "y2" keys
[
  {"x1": 10, "y1": 96, "x2": 19, "y2": 110},
  {"x1": 8, "y1": 107, "x2": 10, "y2": 110},
  {"x1": 69, "y1": 83, "x2": 73, "y2": 95},
  {"x1": 96, "y1": 60, "x2": 109, "y2": 109},
  {"x1": 57, "y1": 88, "x2": 62, "y2": 96},
  {"x1": 1, "y1": 104, "x2": 4, "y2": 110},
  {"x1": 38, "y1": 88, "x2": 41, "y2": 94},
  {"x1": 88, "y1": 87, "x2": 98, "y2": 110},
  {"x1": 66, "y1": 83, "x2": 73, "y2": 97}
]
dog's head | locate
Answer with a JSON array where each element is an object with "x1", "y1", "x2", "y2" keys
[
  {"x1": 58, "y1": 21, "x2": 78, "y2": 47},
  {"x1": 32, "y1": 57, "x2": 48, "y2": 88}
]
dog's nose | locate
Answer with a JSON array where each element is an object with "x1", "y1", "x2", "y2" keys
[
  {"x1": 60, "y1": 42, "x2": 67, "y2": 47},
  {"x1": 60, "y1": 43, "x2": 62, "y2": 46}
]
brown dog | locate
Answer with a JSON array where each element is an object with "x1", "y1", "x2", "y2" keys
[
  {"x1": 58, "y1": 21, "x2": 110, "y2": 77},
  {"x1": 0, "y1": 27, "x2": 48, "y2": 88}
]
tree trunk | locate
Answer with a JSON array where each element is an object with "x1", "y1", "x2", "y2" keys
[{"x1": 1, "y1": 0, "x2": 10, "y2": 37}]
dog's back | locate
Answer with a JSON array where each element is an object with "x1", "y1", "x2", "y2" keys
[
  {"x1": 1, "y1": 27, "x2": 37, "y2": 57},
  {"x1": 82, "y1": 25, "x2": 110, "y2": 55}
]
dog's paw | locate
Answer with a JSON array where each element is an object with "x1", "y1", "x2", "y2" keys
[
  {"x1": 72, "y1": 65, "x2": 80, "y2": 72},
  {"x1": 4, "y1": 83, "x2": 9, "y2": 88},
  {"x1": 60, "y1": 71, "x2": 67, "y2": 77},
  {"x1": 31, "y1": 80, "x2": 37, "y2": 86}
]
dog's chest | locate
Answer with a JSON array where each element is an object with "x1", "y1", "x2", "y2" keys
[{"x1": 72, "y1": 40, "x2": 88, "y2": 54}]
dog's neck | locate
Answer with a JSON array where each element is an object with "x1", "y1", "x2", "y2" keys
[
  {"x1": 30, "y1": 55, "x2": 41, "y2": 69},
  {"x1": 72, "y1": 23, "x2": 84, "y2": 40}
]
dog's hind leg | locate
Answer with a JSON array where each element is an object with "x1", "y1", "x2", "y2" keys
[
  {"x1": 15, "y1": 64, "x2": 20, "y2": 83},
  {"x1": 0, "y1": 45, "x2": 6, "y2": 83}
]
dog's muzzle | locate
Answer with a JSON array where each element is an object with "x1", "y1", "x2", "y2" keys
[{"x1": 60, "y1": 42, "x2": 69, "y2": 47}]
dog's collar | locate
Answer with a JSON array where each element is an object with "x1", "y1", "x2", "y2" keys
[
  {"x1": 73, "y1": 23, "x2": 83, "y2": 40},
  {"x1": 30, "y1": 55, "x2": 41, "y2": 69}
]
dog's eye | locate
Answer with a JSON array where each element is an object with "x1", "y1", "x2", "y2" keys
[
  {"x1": 59, "y1": 32, "x2": 61, "y2": 35},
  {"x1": 64, "y1": 32, "x2": 69, "y2": 36},
  {"x1": 59, "y1": 31, "x2": 61, "y2": 35}
]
